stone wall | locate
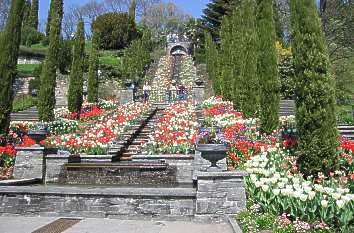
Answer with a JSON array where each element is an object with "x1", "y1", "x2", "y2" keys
[
  {"x1": 0, "y1": 186, "x2": 196, "y2": 220},
  {"x1": 195, "y1": 172, "x2": 247, "y2": 222},
  {"x1": 13, "y1": 147, "x2": 44, "y2": 180},
  {"x1": 6, "y1": 149, "x2": 247, "y2": 221},
  {"x1": 17, "y1": 56, "x2": 42, "y2": 65},
  {"x1": 132, "y1": 154, "x2": 194, "y2": 184}
]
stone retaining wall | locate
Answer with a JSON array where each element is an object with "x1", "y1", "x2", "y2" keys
[
  {"x1": 0, "y1": 186, "x2": 196, "y2": 220},
  {"x1": 6, "y1": 149, "x2": 247, "y2": 221},
  {"x1": 132, "y1": 154, "x2": 194, "y2": 184}
]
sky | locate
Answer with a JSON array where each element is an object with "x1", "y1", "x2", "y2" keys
[{"x1": 38, "y1": 0, "x2": 210, "y2": 22}]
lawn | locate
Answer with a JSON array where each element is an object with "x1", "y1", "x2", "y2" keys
[{"x1": 17, "y1": 64, "x2": 40, "y2": 76}]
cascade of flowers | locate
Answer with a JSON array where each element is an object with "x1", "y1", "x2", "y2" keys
[
  {"x1": 202, "y1": 96, "x2": 354, "y2": 231},
  {"x1": 46, "y1": 102, "x2": 150, "y2": 155},
  {"x1": 144, "y1": 101, "x2": 198, "y2": 154},
  {"x1": 179, "y1": 55, "x2": 197, "y2": 91},
  {"x1": 149, "y1": 56, "x2": 173, "y2": 102}
]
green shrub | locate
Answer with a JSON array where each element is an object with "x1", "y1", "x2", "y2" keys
[
  {"x1": 19, "y1": 46, "x2": 47, "y2": 58},
  {"x1": 21, "y1": 26, "x2": 45, "y2": 47},
  {"x1": 57, "y1": 38, "x2": 72, "y2": 74},
  {"x1": 92, "y1": 12, "x2": 137, "y2": 50},
  {"x1": 12, "y1": 95, "x2": 36, "y2": 112}
]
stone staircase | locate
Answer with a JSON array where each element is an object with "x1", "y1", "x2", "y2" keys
[
  {"x1": 280, "y1": 99, "x2": 354, "y2": 140},
  {"x1": 279, "y1": 99, "x2": 295, "y2": 116},
  {"x1": 10, "y1": 106, "x2": 39, "y2": 122},
  {"x1": 120, "y1": 109, "x2": 162, "y2": 161},
  {"x1": 338, "y1": 125, "x2": 354, "y2": 140}
]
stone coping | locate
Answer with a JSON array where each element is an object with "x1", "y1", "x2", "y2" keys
[
  {"x1": 0, "y1": 185, "x2": 196, "y2": 198},
  {"x1": 195, "y1": 171, "x2": 248, "y2": 179},
  {"x1": 133, "y1": 154, "x2": 194, "y2": 160},
  {"x1": 0, "y1": 178, "x2": 42, "y2": 186},
  {"x1": 15, "y1": 146, "x2": 44, "y2": 151}
]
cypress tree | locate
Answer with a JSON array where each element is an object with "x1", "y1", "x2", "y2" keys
[
  {"x1": 291, "y1": 0, "x2": 338, "y2": 177},
  {"x1": 257, "y1": 0, "x2": 280, "y2": 134},
  {"x1": 205, "y1": 32, "x2": 222, "y2": 96},
  {"x1": 230, "y1": 6, "x2": 243, "y2": 109},
  {"x1": 239, "y1": 0, "x2": 258, "y2": 118},
  {"x1": 22, "y1": 0, "x2": 31, "y2": 27},
  {"x1": 28, "y1": 0, "x2": 39, "y2": 30},
  {"x1": 45, "y1": 0, "x2": 54, "y2": 36},
  {"x1": 219, "y1": 15, "x2": 233, "y2": 100},
  {"x1": 68, "y1": 20, "x2": 85, "y2": 116},
  {"x1": 38, "y1": 0, "x2": 63, "y2": 121},
  {"x1": 273, "y1": 0, "x2": 283, "y2": 43},
  {"x1": 0, "y1": 0, "x2": 25, "y2": 135},
  {"x1": 129, "y1": 0, "x2": 136, "y2": 21},
  {"x1": 87, "y1": 28, "x2": 100, "y2": 103}
]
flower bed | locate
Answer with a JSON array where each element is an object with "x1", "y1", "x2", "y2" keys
[
  {"x1": 202, "y1": 96, "x2": 354, "y2": 231},
  {"x1": 0, "y1": 143, "x2": 16, "y2": 180},
  {"x1": 46, "y1": 102, "x2": 150, "y2": 155},
  {"x1": 144, "y1": 101, "x2": 198, "y2": 154}
]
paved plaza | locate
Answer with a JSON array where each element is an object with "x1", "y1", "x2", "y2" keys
[{"x1": 0, "y1": 217, "x2": 235, "y2": 233}]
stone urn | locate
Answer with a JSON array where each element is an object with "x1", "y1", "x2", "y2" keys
[
  {"x1": 195, "y1": 79, "x2": 204, "y2": 86},
  {"x1": 27, "y1": 125, "x2": 48, "y2": 146},
  {"x1": 197, "y1": 144, "x2": 228, "y2": 172}
]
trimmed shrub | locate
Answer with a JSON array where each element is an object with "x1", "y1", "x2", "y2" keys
[{"x1": 92, "y1": 12, "x2": 137, "y2": 50}]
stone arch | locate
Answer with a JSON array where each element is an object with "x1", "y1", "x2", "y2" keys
[{"x1": 169, "y1": 45, "x2": 188, "y2": 56}]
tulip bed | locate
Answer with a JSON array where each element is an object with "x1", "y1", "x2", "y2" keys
[
  {"x1": 46, "y1": 102, "x2": 150, "y2": 155},
  {"x1": 203, "y1": 96, "x2": 354, "y2": 232},
  {"x1": 143, "y1": 101, "x2": 198, "y2": 154}
]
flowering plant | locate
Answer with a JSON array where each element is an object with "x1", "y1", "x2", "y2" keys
[
  {"x1": 144, "y1": 101, "x2": 198, "y2": 154},
  {"x1": 0, "y1": 144, "x2": 16, "y2": 168}
]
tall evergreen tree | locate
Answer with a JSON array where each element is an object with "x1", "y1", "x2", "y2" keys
[
  {"x1": 219, "y1": 15, "x2": 233, "y2": 100},
  {"x1": 68, "y1": 20, "x2": 85, "y2": 116},
  {"x1": 230, "y1": 6, "x2": 243, "y2": 109},
  {"x1": 28, "y1": 0, "x2": 39, "y2": 30},
  {"x1": 239, "y1": 0, "x2": 258, "y2": 118},
  {"x1": 22, "y1": 0, "x2": 31, "y2": 27},
  {"x1": 205, "y1": 32, "x2": 222, "y2": 95},
  {"x1": 291, "y1": 0, "x2": 338, "y2": 176},
  {"x1": 45, "y1": 0, "x2": 54, "y2": 36},
  {"x1": 38, "y1": 0, "x2": 63, "y2": 121},
  {"x1": 87, "y1": 28, "x2": 100, "y2": 103},
  {"x1": 273, "y1": 0, "x2": 283, "y2": 42},
  {"x1": 257, "y1": 0, "x2": 280, "y2": 134},
  {"x1": 129, "y1": 0, "x2": 136, "y2": 21},
  {"x1": 201, "y1": 0, "x2": 234, "y2": 38},
  {"x1": 0, "y1": 0, "x2": 25, "y2": 135}
]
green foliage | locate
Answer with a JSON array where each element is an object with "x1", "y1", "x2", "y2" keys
[
  {"x1": 92, "y1": 12, "x2": 137, "y2": 50},
  {"x1": 257, "y1": 0, "x2": 280, "y2": 134},
  {"x1": 0, "y1": 0, "x2": 25, "y2": 135},
  {"x1": 129, "y1": 0, "x2": 136, "y2": 20},
  {"x1": 28, "y1": 65, "x2": 41, "y2": 93},
  {"x1": 68, "y1": 20, "x2": 85, "y2": 115},
  {"x1": 239, "y1": 0, "x2": 259, "y2": 118},
  {"x1": 57, "y1": 38, "x2": 72, "y2": 74},
  {"x1": 291, "y1": 0, "x2": 338, "y2": 177},
  {"x1": 28, "y1": 0, "x2": 38, "y2": 30},
  {"x1": 201, "y1": 0, "x2": 236, "y2": 38},
  {"x1": 205, "y1": 32, "x2": 221, "y2": 95},
  {"x1": 19, "y1": 45, "x2": 47, "y2": 58},
  {"x1": 38, "y1": 0, "x2": 63, "y2": 122},
  {"x1": 12, "y1": 94, "x2": 36, "y2": 112},
  {"x1": 87, "y1": 28, "x2": 100, "y2": 103},
  {"x1": 21, "y1": 26, "x2": 44, "y2": 47},
  {"x1": 121, "y1": 28, "x2": 154, "y2": 84}
]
